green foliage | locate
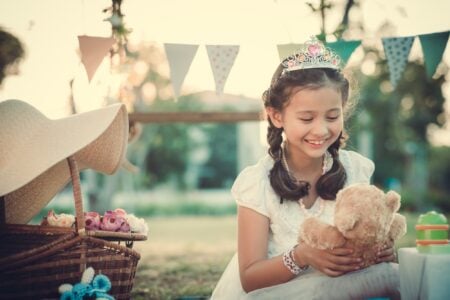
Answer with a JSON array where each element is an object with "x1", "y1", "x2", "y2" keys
[
  {"x1": 127, "y1": 96, "x2": 238, "y2": 190},
  {"x1": 141, "y1": 123, "x2": 194, "y2": 189},
  {"x1": 348, "y1": 47, "x2": 447, "y2": 211},
  {"x1": 428, "y1": 146, "x2": 450, "y2": 211},
  {"x1": 396, "y1": 63, "x2": 446, "y2": 142},
  {"x1": 133, "y1": 201, "x2": 237, "y2": 217},
  {"x1": 198, "y1": 124, "x2": 237, "y2": 189}
]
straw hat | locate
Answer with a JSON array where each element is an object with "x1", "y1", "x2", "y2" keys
[{"x1": 0, "y1": 99, "x2": 129, "y2": 224}]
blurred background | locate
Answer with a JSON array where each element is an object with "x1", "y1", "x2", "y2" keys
[{"x1": 1, "y1": 0, "x2": 449, "y2": 299}]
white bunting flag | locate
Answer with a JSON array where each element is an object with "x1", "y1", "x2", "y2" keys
[
  {"x1": 206, "y1": 45, "x2": 239, "y2": 95},
  {"x1": 382, "y1": 36, "x2": 415, "y2": 88},
  {"x1": 78, "y1": 35, "x2": 115, "y2": 82},
  {"x1": 164, "y1": 43, "x2": 199, "y2": 98}
]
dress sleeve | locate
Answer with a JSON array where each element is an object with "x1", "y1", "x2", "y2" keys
[
  {"x1": 340, "y1": 150, "x2": 375, "y2": 185},
  {"x1": 231, "y1": 160, "x2": 271, "y2": 217}
]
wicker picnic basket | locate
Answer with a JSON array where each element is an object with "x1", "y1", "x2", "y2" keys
[{"x1": 0, "y1": 157, "x2": 143, "y2": 299}]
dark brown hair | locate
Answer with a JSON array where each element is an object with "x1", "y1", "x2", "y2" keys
[
  {"x1": 0, "y1": 27, "x2": 24, "y2": 85},
  {"x1": 262, "y1": 64, "x2": 355, "y2": 203}
]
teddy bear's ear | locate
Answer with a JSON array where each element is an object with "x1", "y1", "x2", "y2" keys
[{"x1": 385, "y1": 190, "x2": 401, "y2": 212}]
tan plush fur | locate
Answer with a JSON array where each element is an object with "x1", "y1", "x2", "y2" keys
[{"x1": 299, "y1": 183, "x2": 407, "y2": 268}]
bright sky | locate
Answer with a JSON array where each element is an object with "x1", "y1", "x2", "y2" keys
[{"x1": 0, "y1": 0, "x2": 450, "y2": 144}]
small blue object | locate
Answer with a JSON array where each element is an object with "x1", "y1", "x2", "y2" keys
[{"x1": 59, "y1": 267, "x2": 114, "y2": 300}]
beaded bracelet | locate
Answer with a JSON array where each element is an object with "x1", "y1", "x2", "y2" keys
[{"x1": 282, "y1": 245, "x2": 309, "y2": 275}]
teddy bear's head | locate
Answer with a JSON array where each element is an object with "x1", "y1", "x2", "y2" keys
[{"x1": 334, "y1": 183, "x2": 401, "y2": 244}]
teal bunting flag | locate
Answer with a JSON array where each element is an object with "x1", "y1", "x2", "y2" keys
[
  {"x1": 418, "y1": 31, "x2": 450, "y2": 78},
  {"x1": 277, "y1": 40, "x2": 361, "y2": 67},
  {"x1": 326, "y1": 40, "x2": 361, "y2": 66},
  {"x1": 382, "y1": 36, "x2": 415, "y2": 88},
  {"x1": 276, "y1": 31, "x2": 447, "y2": 90}
]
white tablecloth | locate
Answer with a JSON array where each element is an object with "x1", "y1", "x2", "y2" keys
[{"x1": 399, "y1": 247, "x2": 450, "y2": 300}]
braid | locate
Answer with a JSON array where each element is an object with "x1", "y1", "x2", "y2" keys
[
  {"x1": 266, "y1": 124, "x2": 311, "y2": 203},
  {"x1": 267, "y1": 120, "x2": 283, "y2": 161},
  {"x1": 316, "y1": 132, "x2": 348, "y2": 200}
]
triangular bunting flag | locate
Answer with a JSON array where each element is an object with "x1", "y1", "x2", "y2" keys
[
  {"x1": 418, "y1": 31, "x2": 450, "y2": 78},
  {"x1": 206, "y1": 45, "x2": 239, "y2": 95},
  {"x1": 277, "y1": 44, "x2": 302, "y2": 61},
  {"x1": 326, "y1": 40, "x2": 361, "y2": 66},
  {"x1": 382, "y1": 36, "x2": 415, "y2": 88},
  {"x1": 164, "y1": 43, "x2": 199, "y2": 98},
  {"x1": 78, "y1": 35, "x2": 115, "y2": 82}
]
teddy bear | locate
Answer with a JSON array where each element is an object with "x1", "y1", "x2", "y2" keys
[{"x1": 299, "y1": 183, "x2": 407, "y2": 268}]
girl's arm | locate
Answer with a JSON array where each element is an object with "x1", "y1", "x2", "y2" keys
[
  {"x1": 238, "y1": 206, "x2": 296, "y2": 292},
  {"x1": 238, "y1": 206, "x2": 364, "y2": 292}
]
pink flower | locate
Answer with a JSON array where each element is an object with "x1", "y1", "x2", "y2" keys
[
  {"x1": 84, "y1": 211, "x2": 101, "y2": 230},
  {"x1": 100, "y1": 210, "x2": 130, "y2": 232},
  {"x1": 114, "y1": 208, "x2": 127, "y2": 217}
]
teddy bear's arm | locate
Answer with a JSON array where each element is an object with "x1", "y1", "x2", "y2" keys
[
  {"x1": 388, "y1": 213, "x2": 407, "y2": 241},
  {"x1": 299, "y1": 217, "x2": 346, "y2": 250}
]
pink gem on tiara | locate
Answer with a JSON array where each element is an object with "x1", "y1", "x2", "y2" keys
[{"x1": 281, "y1": 36, "x2": 341, "y2": 74}]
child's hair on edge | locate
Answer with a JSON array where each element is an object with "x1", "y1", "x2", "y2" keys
[
  {"x1": 262, "y1": 64, "x2": 357, "y2": 203},
  {"x1": 0, "y1": 27, "x2": 25, "y2": 85}
]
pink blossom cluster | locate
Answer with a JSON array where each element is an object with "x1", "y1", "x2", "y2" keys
[
  {"x1": 84, "y1": 208, "x2": 130, "y2": 232},
  {"x1": 43, "y1": 208, "x2": 148, "y2": 235}
]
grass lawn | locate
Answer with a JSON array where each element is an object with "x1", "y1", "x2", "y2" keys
[
  {"x1": 130, "y1": 212, "x2": 428, "y2": 299},
  {"x1": 132, "y1": 216, "x2": 237, "y2": 300}
]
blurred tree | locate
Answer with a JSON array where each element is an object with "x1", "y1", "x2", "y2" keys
[
  {"x1": 349, "y1": 47, "x2": 447, "y2": 210},
  {"x1": 135, "y1": 97, "x2": 203, "y2": 189},
  {"x1": 307, "y1": 0, "x2": 358, "y2": 42},
  {"x1": 198, "y1": 123, "x2": 237, "y2": 189},
  {"x1": 428, "y1": 146, "x2": 450, "y2": 211},
  {"x1": 117, "y1": 42, "x2": 239, "y2": 191},
  {"x1": 308, "y1": 0, "x2": 449, "y2": 211}
]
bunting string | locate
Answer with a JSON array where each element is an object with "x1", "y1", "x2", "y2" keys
[{"x1": 78, "y1": 30, "x2": 449, "y2": 95}]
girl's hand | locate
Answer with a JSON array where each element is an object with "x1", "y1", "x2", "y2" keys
[
  {"x1": 296, "y1": 242, "x2": 363, "y2": 277},
  {"x1": 375, "y1": 240, "x2": 397, "y2": 263}
]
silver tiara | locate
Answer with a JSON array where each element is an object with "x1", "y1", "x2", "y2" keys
[{"x1": 281, "y1": 36, "x2": 341, "y2": 74}]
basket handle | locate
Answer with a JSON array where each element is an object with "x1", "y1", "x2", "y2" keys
[{"x1": 67, "y1": 156, "x2": 86, "y2": 235}]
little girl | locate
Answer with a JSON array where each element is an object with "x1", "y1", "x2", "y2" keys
[{"x1": 211, "y1": 37, "x2": 400, "y2": 299}]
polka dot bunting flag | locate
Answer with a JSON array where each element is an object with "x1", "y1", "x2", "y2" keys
[
  {"x1": 382, "y1": 36, "x2": 414, "y2": 88},
  {"x1": 206, "y1": 45, "x2": 240, "y2": 95}
]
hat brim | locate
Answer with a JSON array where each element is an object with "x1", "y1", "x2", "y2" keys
[{"x1": 1, "y1": 101, "x2": 128, "y2": 224}]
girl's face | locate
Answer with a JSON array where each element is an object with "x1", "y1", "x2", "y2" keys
[{"x1": 269, "y1": 86, "x2": 344, "y2": 160}]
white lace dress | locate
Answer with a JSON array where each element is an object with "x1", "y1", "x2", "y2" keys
[{"x1": 210, "y1": 150, "x2": 401, "y2": 300}]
